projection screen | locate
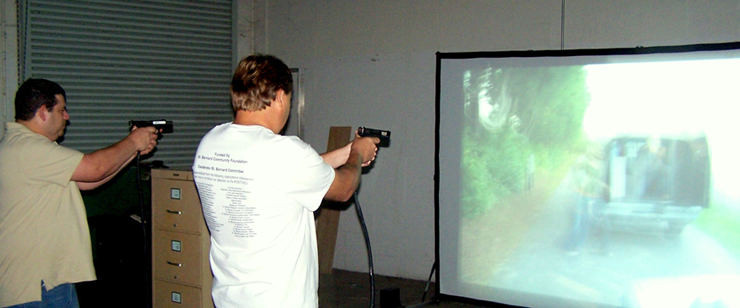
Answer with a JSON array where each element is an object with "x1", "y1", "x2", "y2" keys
[{"x1": 435, "y1": 42, "x2": 740, "y2": 308}]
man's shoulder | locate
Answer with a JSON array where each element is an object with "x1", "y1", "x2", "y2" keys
[
  {"x1": 273, "y1": 135, "x2": 319, "y2": 157},
  {"x1": 1, "y1": 123, "x2": 81, "y2": 159},
  {"x1": 1, "y1": 123, "x2": 47, "y2": 147}
]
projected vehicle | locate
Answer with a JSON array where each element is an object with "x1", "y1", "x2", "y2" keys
[{"x1": 601, "y1": 134, "x2": 711, "y2": 237}]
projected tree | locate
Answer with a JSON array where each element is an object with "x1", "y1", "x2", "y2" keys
[
  {"x1": 508, "y1": 66, "x2": 590, "y2": 147},
  {"x1": 461, "y1": 66, "x2": 590, "y2": 217}
]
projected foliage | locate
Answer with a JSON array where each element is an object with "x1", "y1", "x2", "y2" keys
[
  {"x1": 439, "y1": 44, "x2": 740, "y2": 308},
  {"x1": 461, "y1": 66, "x2": 590, "y2": 218}
]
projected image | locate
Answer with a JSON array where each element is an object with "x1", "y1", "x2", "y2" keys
[{"x1": 442, "y1": 55, "x2": 740, "y2": 307}]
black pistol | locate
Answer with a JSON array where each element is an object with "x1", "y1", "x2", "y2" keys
[
  {"x1": 358, "y1": 126, "x2": 391, "y2": 147},
  {"x1": 129, "y1": 119, "x2": 174, "y2": 134}
]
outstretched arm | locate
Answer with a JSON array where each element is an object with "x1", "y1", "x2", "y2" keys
[
  {"x1": 320, "y1": 142, "x2": 352, "y2": 169},
  {"x1": 324, "y1": 136, "x2": 379, "y2": 202},
  {"x1": 76, "y1": 153, "x2": 137, "y2": 191},
  {"x1": 320, "y1": 134, "x2": 378, "y2": 169},
  {"x1": 73, "y1": 126, "x2": 158, "y2": 190}
]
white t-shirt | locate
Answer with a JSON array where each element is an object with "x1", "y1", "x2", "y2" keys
[{"x1": 192, "y1": 123, "x2": 335, "y2": 308}]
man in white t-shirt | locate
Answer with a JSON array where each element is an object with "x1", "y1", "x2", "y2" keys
[{"x1": 193, "y1": 54, "x2": 379, "y2": 308}]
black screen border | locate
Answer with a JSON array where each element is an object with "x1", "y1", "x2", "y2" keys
[{"x1": 434, "y1": 40, "x2": 740, "y2": 307}]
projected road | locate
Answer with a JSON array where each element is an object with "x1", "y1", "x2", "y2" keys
[
  {"x1": 485, "y1": 176, "x2": 740, "y2": 307},
  {"x1": 444, "y1": 52, "x2": 740, "y2": 308}
]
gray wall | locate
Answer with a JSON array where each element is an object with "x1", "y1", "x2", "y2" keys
[
  {"x1": 3, "y1": 0, "x2": 739, "y2": 280},
  {"x1": 1, "y1": 0, "x2": 19, "y2": 140},
  {"x1": 248, "y1": 0, "x2": 740, "y2": 280}
]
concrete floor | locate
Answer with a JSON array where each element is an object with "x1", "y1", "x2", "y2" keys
[
  {"x1": 319, "y1": 269, "x2": 497, "y2": 308},
  {"x1": 77, "y1": 214, "x2": 497, "y2": 307},
  {"x1": 78, "y1": 267, "x2": 497, "y2": 307}
]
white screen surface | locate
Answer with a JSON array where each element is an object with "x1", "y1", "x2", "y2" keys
[{"x1": 436, "y1": 44, "x2": 740, "y2": 308}]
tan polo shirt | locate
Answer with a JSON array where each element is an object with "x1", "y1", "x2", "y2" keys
[{"x1": 0, "y1": 122, "x2": 95, "y2": 307}]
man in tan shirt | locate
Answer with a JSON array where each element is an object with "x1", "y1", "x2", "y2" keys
[{"x1": 0, "y1": 78, "x2": 159, "y2": 308}]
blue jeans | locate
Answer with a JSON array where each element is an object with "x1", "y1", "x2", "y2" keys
[{"x1": 5, "y1": 281, "x2": 79, "y2": 308}]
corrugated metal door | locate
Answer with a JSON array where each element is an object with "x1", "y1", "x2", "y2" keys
[{"x1": 20, "y1": 0, "x2": 235, "y2": 168}]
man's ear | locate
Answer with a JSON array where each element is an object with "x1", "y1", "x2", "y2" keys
[
  {"x1": 37, "y1": 107, "x2": 48, "y2": 121},
  {"x1": 275, "y1": 89, "x2": 288, "y2": 108}
]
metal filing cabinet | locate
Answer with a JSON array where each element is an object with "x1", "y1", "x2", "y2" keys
[{"x1": 151, "y1": 169, "x2": 213, "y2": 308}]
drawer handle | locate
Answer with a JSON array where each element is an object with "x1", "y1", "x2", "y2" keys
[
  {"x1": 167, "y1": 261, "x2": 183, "y2": 267},
  {"x1": 166, "y1": 210, "x2": 182, "y2": 215}
]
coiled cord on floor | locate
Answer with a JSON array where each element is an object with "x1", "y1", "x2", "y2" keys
[{"x1": 354, "y1": 191, "x2": 375, "y2": 308}]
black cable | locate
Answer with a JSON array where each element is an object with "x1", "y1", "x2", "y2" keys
[
  {"x1": 134, "y1": 153, "x2": 152, "y2": 308},
  {"x1": 560, "y1": 0, "x2": 566, "y2": 50},
  {"x1": 353, "y1": 191, "x2": 375, "y2": 308},
  {"x1": 421, "y1": 261, "x2": 436, "y2": 302}
]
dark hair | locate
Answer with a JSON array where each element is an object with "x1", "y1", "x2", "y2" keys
[
  {"x1": 14, "y1": 78, "x2": 66, "y2": 121},
  {"x1": 230, "y1": 54, "x2": 293, "y2": 112}
]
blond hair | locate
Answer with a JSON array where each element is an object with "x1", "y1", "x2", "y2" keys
[{"x1": 230, "y1": 54, "x2": 293, "y2": 112}]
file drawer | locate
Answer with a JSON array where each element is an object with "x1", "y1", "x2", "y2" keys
[
  {"x1": 153, "y1": 230, "x2": 203, "y2": 285},
  {"x1": 154, "y1": 279, "x2": 207, "y2": 308},
  {"x1": 151, "y1": 169, "x2": 213, "y2": 308},
  {"x1": 152, "y1": 176, "x2": 202, "y2": 234}
]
